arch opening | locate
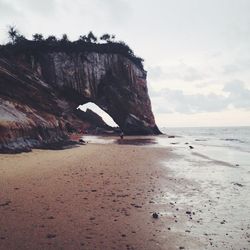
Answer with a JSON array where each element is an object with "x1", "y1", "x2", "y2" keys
[{"x1": 77, "y1": 102, "x2": 118, "y2": 128}]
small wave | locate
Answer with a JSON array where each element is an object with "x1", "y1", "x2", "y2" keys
[
  {"x1": 191, "y1": 152, "x2": 236, "y2": 168},
  {"x1": 221, "y1": 138, "x2": 245, "y2": 143}
]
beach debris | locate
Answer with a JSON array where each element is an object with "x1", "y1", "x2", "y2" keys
[
  {"x1": 134, "y1": 205, "x2": 142, "y2": 208},
  {"x1": 79, "y1": 139, "x2": 86, "y2": 145},
  {"x1": 220, "y1": 219, "x2": 226, "y2": 224},
  {"x1": 179, "y1": 247, "x2": 185, "y2": 249},
  {"x1": 0, "y1": 201, "x2": 11, "y2": 207},
  {"x1": 130, "y1": 203, "x2": 142, "y2": 208},
  {"x1": 189, "y1": 145, "x2": 194, "y2": 149},
  {"x1": 168, "y1": 135, "x2": 175, "y2": 138},
  {"x1": 233, "y1": 182, "x2": 244, "y2": 187},
  {"x1": 47, "y1": 233, "x2": 56, "y2": 239},
  {"x1": 152, "y1": 212, "x2": 159, "y2": 219}
]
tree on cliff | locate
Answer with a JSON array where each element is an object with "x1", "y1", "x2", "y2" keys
[
  {"x1": 7, "y1": 26, "x2": 27, "y2": 44},
  {"x1": 100, "y1": 33, "x2": 111, "y2": 42},
  {"x1": 3, "y1": 27, "x2": 144, "y2": 69},
  {"x1": 111, "y1": 34, "x2": 116, "y2": 41},
  {"x1": 79, "y1": 35, "x2": 88, "y2": 42},
  {"x1": 87, "y1": 31, "x2": 97, "y2": 43},
  {"x1": 61, "y1": 34, "x2": 69, "y2": 43},
  {"x1": 100, "y1": 34, "x2": 116, "y2": 43},
  {"x1": 15, "y1": 35, "x2": 27, "y2": 43},
  {"x1": 46, "y1": 36, "x2": 57, "y2": 42},
  {"x1": 32, "y1": 33, "x2": 44, "y2": 42},
  {"x1": 8, "y1": 26, "x2": 19, "y2": 44}
]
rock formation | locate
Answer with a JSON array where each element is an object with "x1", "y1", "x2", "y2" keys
[{"x1": 0, "y1": 42, "x2": 161, "y2": 153}]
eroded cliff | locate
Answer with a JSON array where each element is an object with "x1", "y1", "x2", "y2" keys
[{"x1": 0, "y1": 43, "x2": 160, "y2": 153}]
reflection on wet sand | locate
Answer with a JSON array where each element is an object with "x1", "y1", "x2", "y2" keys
[
  {"x1": 81, "y1": 135, "x2": 158, "y2": 146},
  {"x1": 116, "y1": 138, "x2": 157, "y2": 146}
]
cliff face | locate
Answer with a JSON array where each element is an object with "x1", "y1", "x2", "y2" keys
[
  {"x1": 32, "y1": 51, "x2": 159, "y2": 133},
  {"x1": 0, "y1": 49, "x2": 160, "y2": 153}
]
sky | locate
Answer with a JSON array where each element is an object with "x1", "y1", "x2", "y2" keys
[{"x1": 0, "y1": 0, "x2": 250, "y2": 127}]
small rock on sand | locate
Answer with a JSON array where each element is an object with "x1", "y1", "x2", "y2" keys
[
  {"x1": 168, "y1": 135, "x2": 175, "y2": 138},
  {"x1": 152, "y1": 212, "x2": 159, "y2": 219},
  {"x1": 47, "y1": 234, "x2": 56, "y2": 239},
  {"x1": 79, "y1": 139, "x2": 86, "y2": 145},
  {"x1": 233, "y1": 183, "x2": 243, "y2": 187},
  {"x1": 0, "y1": 201, "x2": 11, "y2": 207}
]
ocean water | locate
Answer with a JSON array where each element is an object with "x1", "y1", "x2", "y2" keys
[
  {"x1": 160, "y1": 126, "x2": 250, "y2": 167},
  {"x1": 159, "y1": 127, "x2": 250, "y2": 248}
]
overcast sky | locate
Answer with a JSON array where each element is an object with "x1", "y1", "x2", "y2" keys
[{"x1": 1, "y1": 0, "x2": 250, "y2": 127}]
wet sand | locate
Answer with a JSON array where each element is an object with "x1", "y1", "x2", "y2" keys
[{"x1": 0, "y1": 138, "x2": 249, "y2": 249}]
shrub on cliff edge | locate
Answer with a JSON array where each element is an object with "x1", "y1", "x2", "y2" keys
[{"x1": 0, "y1": 27, "x2": 144, "y2": 70}]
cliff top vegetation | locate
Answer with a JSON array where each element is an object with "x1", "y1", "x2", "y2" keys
[{"x1": 0, "y1": 26, "x2": 144, "y2": 69}]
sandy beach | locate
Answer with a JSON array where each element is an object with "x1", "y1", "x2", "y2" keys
[{"x1": 0, "y1": 136, "x2": 249, "y2": 250}]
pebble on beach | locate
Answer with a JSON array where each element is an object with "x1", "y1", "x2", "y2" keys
[{"x1": 152, "y1": 212, "x2": 159, "y2": 219}]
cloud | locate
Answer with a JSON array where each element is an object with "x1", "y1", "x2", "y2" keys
[
  {"x1": 5, "y1": 0, "x2": 57, "y2": 16},
  {"x1": 223, "y1": 64, "x2": 241, "y2": 74},
  {"x1": 223, "y1": 80, "x2": 250, "y2": 109},
  {"x1": 47, "y1": 0, "x2": 131, "y2": 29},
  {"x1": 150, "y1": 80, "x2": 250, "y2": 114},
  {"x1": 148, "y1": 63, "x2": 205, "y2": 82},
  {"x1": 222, "y1": 59, "x2": 250, "y2": 74},
  {"x1": 0, "y1": 1, "x2": 19, "y2": 18},
  {"x1": 95, "y1": 0, "x2": 132, "y2": 25},
  {"x1": 152, "y1": 90, "x2": 227, "y2": 114},
  {"x1": 0, "y1": 1, "x2": 26, "y2": 42},
  {"x1": 147, "y1": 66, "x2": 164, "y2": 81}
]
